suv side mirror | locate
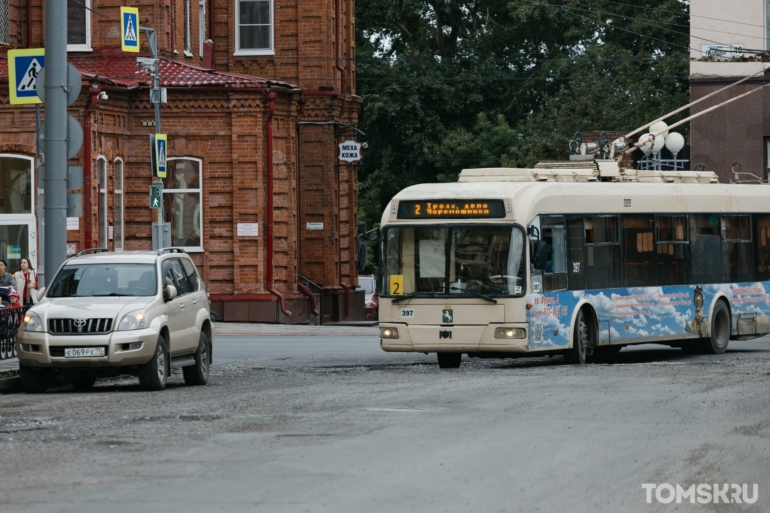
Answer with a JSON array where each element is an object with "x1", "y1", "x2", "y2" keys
[
  {"x1": 37, "y1": 287, "x2": 46, "y2": 302},
  {"x1": 164, "y1": 284, "x2": 178, "y2": 301},
  {"x1": 531, "y1": 240, "x2": 548, "y2": 271}
]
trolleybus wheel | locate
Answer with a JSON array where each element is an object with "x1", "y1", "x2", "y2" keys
[
  {"x1": 437, "y1": 352, "x2": 462, "y2": 369},
  {"x1": 565, "y1": 309, "x2": 591, "y2": 365},
  {"x1": 701, "y1": 300, "x2": 730, "y2": 355}
]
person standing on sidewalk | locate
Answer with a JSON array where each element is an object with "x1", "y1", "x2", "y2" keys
[
  {"x1": 0, "y1": 260, "x2": 14, "y2": 288},
  {"x1": 13, "y1": 257, "x2": 38, "y2": 307}
]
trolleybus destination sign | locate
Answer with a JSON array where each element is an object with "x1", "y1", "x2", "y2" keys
[{"x1": 397, "y1": 200, "x2": 506, "y2": 219}]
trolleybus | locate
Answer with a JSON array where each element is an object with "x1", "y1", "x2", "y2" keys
[{"x1": 377, "y1": 162, "x2": 770, "y2": 367}]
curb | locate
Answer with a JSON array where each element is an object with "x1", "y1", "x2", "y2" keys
[{"x1": 0, "y1": 374, "x2": 21, "y2": 394}]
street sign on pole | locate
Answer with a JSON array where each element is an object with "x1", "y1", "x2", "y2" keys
[
  {"x1": 150, "y1": 184, "x2": 162, "y2": 209},
  {"x1": 121, "y1": 7, "x2": 140, "y2": 53},
  {"x1": 7, "y1": 48, "x2": 45, "y2": 105},
  {"x1": 39, "y1": 115, "x2": 84, "y2": 160},
  {"x1": 153, "y1": 133, "x2": 168, "y2": 178}
]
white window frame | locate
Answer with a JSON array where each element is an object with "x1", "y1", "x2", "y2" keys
[
  {"x1": 114, "y1": 158, "x2": 124, "y2": 251},
  {"x1": 184, "y1": 0, "x2": 193, "y2": 57},
  {"x1": 165, "y1": 157, "x2": 203, "y2": 253},
  {"x1": 67, "y1": 0, "x2": 92, "y2": 52},
  {"x1": 234, "y1": 0, "x2": 274, "y2": 56},
  {"x1": 0, "y1": 0, "x2": 10, "y2": 47},
  {"x1": 199, "y1": 0, "x2": 207, "y2": 58},
  {"x1": 97, "y1": 156, "x2": 107, "y2": 248},
  {"x1": 0, "y1": 154, "x2": 35, "y2": 220}
]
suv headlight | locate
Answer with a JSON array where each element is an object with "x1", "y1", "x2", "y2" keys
[
  {"x1": 117, "y1": 310, "x2": 147, "y2": 331},
  {"x1": 22, "y1": 311, "x2": 44, "y2": 332}
]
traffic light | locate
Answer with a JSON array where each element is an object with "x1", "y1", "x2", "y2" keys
[{"x1": 149, "y1": 184, "x2": 162, "y2": 209}]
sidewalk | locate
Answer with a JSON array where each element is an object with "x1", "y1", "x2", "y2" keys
[{"x1": 0, "y1": 357, "x2": 18, "y2": 373}]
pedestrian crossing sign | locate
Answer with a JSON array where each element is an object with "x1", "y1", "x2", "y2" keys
[
  {"x1": 153, "y1": 133, "x2": 168, "y2": 178},
  {"x1": 120, "y1": 7, "x2": 140, "y2": 53},
  {"x1": 7, "y1": 48, "x2": 45, "y2": 105}
]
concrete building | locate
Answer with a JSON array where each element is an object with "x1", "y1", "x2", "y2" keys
[
  {"x1": 690, "y1": 0, "x2": 769, "y2": 183},
  {"x1": 0, "y1": 0, "x2": 365, "y2": 324}
]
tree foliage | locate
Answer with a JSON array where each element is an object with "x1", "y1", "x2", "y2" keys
[{"x1": 355, "y1": 0, "x2": 690, "y2": 224}]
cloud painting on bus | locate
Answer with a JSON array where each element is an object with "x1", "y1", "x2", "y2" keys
[{"x1": 527, "y1": 282, "x2": 770, "y2": 348}]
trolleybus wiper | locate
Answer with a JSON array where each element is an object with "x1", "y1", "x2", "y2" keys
[
  {"x1": 391, "y1": 292, "x2": 422, "y2": 303},
  {"x1": 449, "y1": 286, "x2": 497, "y2": 304}
]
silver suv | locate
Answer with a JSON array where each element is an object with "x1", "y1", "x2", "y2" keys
[{"x1": 16, "y1": 248, "x2": 212, "y2": 392}]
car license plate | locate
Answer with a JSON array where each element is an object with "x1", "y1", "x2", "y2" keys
[{"x1": 64, "y1": 347, "x2": 105, "y2": 358}]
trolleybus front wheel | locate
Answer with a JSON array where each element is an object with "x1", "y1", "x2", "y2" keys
[
  {"x1": 437, "y1": 352, "x2": 462, "y2": 369},
  {"x1": 565, "y1": 308, "x2": 593, "y2": 365}
]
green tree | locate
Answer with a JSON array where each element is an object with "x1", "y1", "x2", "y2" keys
[{"x1": 356, "y1": 0, "x2": 690, "y2": 223}]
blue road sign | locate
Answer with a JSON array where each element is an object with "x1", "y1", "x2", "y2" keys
[
  {"x1": 8, "y1": 48, "x2": 45, "y2": 104},
  {"x1": 121, "y1": 7, "x2": 140, "y2": 53}
]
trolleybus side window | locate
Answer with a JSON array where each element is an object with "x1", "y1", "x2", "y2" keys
[
  {"x1": 567, "y1": 216, "x2": 585, "y2": 291},
  {"x1": 623, "y1": 215, "x2": 655, "y2": 287},
  {"x1": 754, "y1": 214, "x2": 770, "y2": 281},
  {"x1": 533, "y1": 215, "x2": 567, "y2": 292},
  {"x1": 690, "y1": 214, "x2": 723, "y2": 285},
  {"x1": 656, "y1": 215, "x2": 689, "y2": 286},
  {"x1": 722, "y1": 215, "x2": 753, "y2": 282},
  {"x1": 584, "y1": 215, "x2": 622, "y2": 289}
]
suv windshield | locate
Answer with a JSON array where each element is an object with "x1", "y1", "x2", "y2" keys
[
  {"x1": 379, "y1": 225, "x2": 525, "y2": 297},
  {"x1": 48, "y1": 264, "x2": 158, "y2": 297}
]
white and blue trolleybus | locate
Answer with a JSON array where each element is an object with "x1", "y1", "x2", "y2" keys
[{"x1": 377, "y1": 162, "x2": 770, "y2": 367}]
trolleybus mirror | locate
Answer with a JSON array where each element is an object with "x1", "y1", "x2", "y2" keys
[
  {"x1": 356, "y1": 242, "x2": 368, "y2": 273},
  {"x1": 531, "y1": 240, "x2": 548, "y2": 270}
]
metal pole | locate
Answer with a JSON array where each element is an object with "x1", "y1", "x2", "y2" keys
[
  {"x1": 36, "y1": 104, "x2": 44, "y2": 287},
  {"x1": 143, "y1": 28, "x2": 164, "y2": 248},
  {"x1": 43, "y1": 0, "x2": 67, "y2": 281}
]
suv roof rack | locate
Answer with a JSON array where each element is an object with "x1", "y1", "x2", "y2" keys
[
  {"x1": 158, "y1": 247, "x2": 187, "y2": 255},
  {"x1": 75, "y1": 248, "x2": 109, "y2": 257}
]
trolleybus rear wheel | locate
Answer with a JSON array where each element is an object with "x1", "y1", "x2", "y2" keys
[
  {"x1": 701, "y1": 300, "x2": 730, "y2": 355},
  {"x1": 565, "y1": 309, "x2": 592, "y2": 365},
  {"x1": 437, "y1": 352, "x2": 462, "y2": 369}
]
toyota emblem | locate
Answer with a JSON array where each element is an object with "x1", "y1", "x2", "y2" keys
[{"x1": 73, "y1": 319, "x2": 87, "y2": 328}]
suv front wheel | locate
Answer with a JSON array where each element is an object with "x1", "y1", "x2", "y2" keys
[{"x1": 138, "y1": 336, "x2": 168, "y2": 391}]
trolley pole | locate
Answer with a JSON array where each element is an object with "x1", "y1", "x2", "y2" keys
[{"x1": 43, "y1": 0, "x2": 68, "y2": 279}]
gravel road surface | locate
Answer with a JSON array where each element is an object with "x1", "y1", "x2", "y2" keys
[{"x1": 1, "y1": 324, "x2": 769, "y2": 512}]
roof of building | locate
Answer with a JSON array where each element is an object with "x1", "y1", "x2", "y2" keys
[{"x1": 0, "y1": 51, "x2": 299, "y2": 91}]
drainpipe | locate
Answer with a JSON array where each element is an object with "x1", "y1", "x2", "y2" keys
[
  {"x1": 83, "y1": 85, "x2": 102, "y2": 250},
  {"x1": 265, "y1": 91, "x2": 292, "y2": 318},
  {"x1": 334, "y1": 0, "x2": 346, "y2": 117},
  {"x1": 337, "y1": 164, "x2": 349, "y2": 318},
  {"x1": 171, "y1": 0, "x2": 176, "y2": 55},
  {"x1": 27, "y1": 0, "x2": 32, "y2": 47}
]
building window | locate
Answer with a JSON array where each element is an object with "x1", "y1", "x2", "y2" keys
[
  {"x1": 184, "y1": 0, "x2": 192, "y2": 56},
  {"x1": 97, "y1": 157, "x2": 107, "y2": 248},
  {"x1": 235, "y1": 0, "x2": 273, "y2": 55},
  {"x1": 199, "y1": 0, "x2": 207, "y2": 57},
  {"x1": 0, "y1": 155, "x2": 32, "y2": 215},
  {"x1": 67, "y1": 0, "x2": 92, "y2": 51},
  {"x1": 0, "y1": 0, "x2": 10, "y2": 46},
  {"x1": 164, "y1": 158, "x2": 202, "y2": 251},
  {"x1": 114, "y1": 158, "x2": 124, "y2": 251}
]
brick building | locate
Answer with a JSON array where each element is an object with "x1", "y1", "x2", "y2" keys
[{"x1": 0, "y1": 0, "x2": 364, "y2": 323}]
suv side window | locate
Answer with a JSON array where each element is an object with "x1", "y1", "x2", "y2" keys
[
  {"x1": 162, "y1": 258, "x2": 192, "y2": 296},
  {"x1": 181, "y1": 258, "x2": 199, "y2": 291}
]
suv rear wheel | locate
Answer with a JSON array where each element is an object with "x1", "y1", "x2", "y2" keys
[
  {"x1": 138, "y1": 336, "x2": 168, "y2": 391},
  {"x1": 183, "y1": 331, "x2": 210, "y2": 386}
]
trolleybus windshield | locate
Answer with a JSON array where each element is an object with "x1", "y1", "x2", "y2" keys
[{"x1": 380, "y1": 225, "x2": 526, "y2": 297}]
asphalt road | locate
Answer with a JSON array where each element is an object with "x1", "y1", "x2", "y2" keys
[{"x1": 1, "y1": 324, "x2": 769, "y2": 512}]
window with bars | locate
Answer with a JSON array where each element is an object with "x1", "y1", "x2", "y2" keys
[{"x1": 0, "y1": 0, "x2": 9, "y2": 46}]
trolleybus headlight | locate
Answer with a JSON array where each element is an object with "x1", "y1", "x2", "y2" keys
[
  {"x1": 494, "y1": 327, "x2": 526, "y2": 339},
  {"x1": 380, "y1": 327, "x2": 399, "y2": 339}
]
